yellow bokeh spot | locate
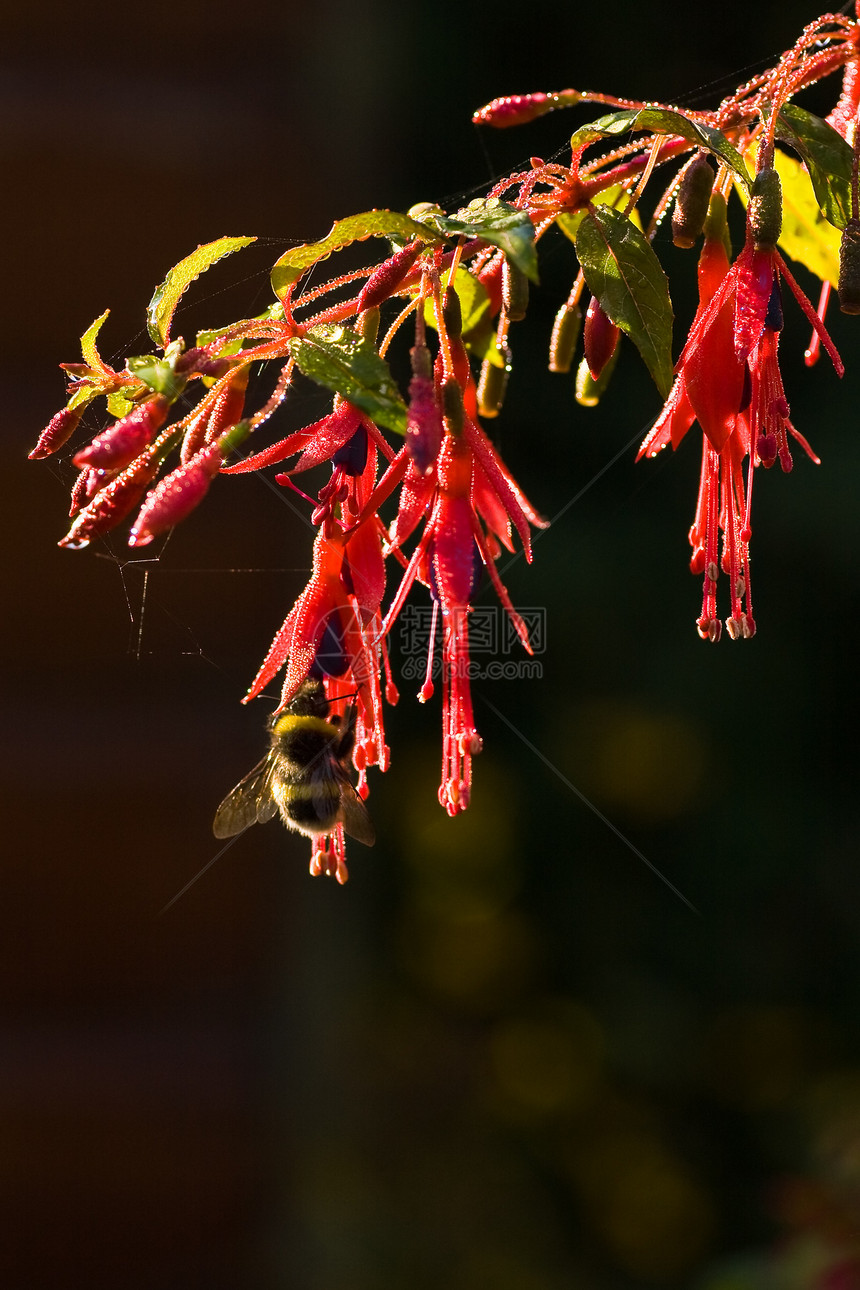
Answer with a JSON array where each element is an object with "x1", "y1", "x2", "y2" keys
[
  {"x1": 489, "y1": 1004, "x2": 605, "y2": 1119},
  {"x1": 398, "y1": 758, "x2": 522, "y2": 921},
  {"x1": 571, "y1": 1131, "x2": 716, "y2": 1280},
  {"x1": 575, "y1": 701, "x2": 706, "y2": 822},
  {"x1": 700, "y1": 1005, "x2": 826, "y2": 1110},
  {"x1": 399, "y1": 907, "x2": 537, "y2": 1012}
]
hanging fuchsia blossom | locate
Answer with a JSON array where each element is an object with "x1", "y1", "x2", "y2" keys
[{"x1": 30, "y1": 6, "x2": 860, "y2": 877}]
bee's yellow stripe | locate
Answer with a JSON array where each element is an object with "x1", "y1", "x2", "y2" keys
[
  {"x1": 272, "y1": 714, "x2": 338, "y2": 739},
  {"x1": 276, "y1": 782, "x2": 341, "y2": 802}
]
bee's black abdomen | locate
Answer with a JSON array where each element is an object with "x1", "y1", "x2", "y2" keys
[{"x1": 274, "y1": 777, "x2": 341, "y2": 834}]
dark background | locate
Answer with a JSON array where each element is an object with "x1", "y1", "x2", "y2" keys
[{"x1": 3, "y1": 2, "x2": 860, "y2": 1287}]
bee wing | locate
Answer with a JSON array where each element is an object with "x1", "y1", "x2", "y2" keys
[
  {"x1": 335, "y1": 770, "x2": 376, "y2": 847},
  {"x1": 213, "y1": 753, "x2": 278, "y2": 838}
]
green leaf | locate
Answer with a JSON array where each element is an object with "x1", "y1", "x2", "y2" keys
[
  {"x1": 106, "y1": 391, "x2": 136, "y2": 418},
  {"x1": 575, "y1": 206, "x2": 674, "y2": 398},
  {"x1": 146, "y1": 235, "x2": 256, "y2": 348},
  {"x1": 289, "y1": 324, "x2": 408, "y2": 435},
  {"x1": 80, "y1": 310, "x2": 110, "y2": 371},
  {"x1": 775, "y1": 103, "x2": 853, "y2": 230},
  {"x1": 736, "y1": 146, "x2": 840, "y2": 286},
  {"x1": 571, "y1": 108, "x2": 751, "y2": 190},
  {"x1": 556, "y1": 184, "x2": 643, "y2": 243},
  {"x1": 126, "y1": 354, "x2": 186, "y2": 401},
  {"x1": 66, "y1": 384, "x2": 100, "y2": 413},
  {"x1": 270, "y1": 211, "x2": 435, "y2": 302},
  {"x1": 419, "y1": 197, "x2": 539, "y2": 283}
]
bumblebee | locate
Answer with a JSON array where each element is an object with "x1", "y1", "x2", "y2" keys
[{"x1": 213, "y1": 679, "x2": 375, "y2": 846}]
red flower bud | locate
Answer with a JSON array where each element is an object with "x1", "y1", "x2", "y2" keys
[
  {"x1": 181, "y1": 367, "x2": 249, "y2": 464},
  {"x1": 356, "y1": 242, "x2": 422, "y2": 313},
  {"x1": 59, "y1": 454, "x2": 159, "y2": 549},
  {"x1": 470, "y1": 92, "x2": 584, "y2": 129},
  {"x1": 68, "y1": 466, "x2": 117, "y2": 516},
  {"x1": 128, "y1": 442, "x2": 223, "y2": 547},
  {"x1": 29, "y1": 405, "x2": 84, "y2": 460},
  {"x1": 583, "y1": 296, "x2": 619, "y2": 380},
  {"x1": 73, "y1": 397, "x2": 169, "y2": 471}
]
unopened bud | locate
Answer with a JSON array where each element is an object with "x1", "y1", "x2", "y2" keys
[
  {"x1": 574, "y1": 340, "x2": 620, "y2": 406},
  {"x1": 59, "y1": 454, "x2": 159, "y2": 549},
  {"x1": 73, "y1": 397, "x2": 169, "y2": 471},
  {"x1": 356, "y1": 242, "x2": 422, "y2": 312},
  {"x1": 476, "y1": 346, "x2": 511, "y2": 418},
  {"x1": 502, "y1": 259, "x2": 529, "y2": 322},
  {"x1": 749, "y1": 167, "x2": 782, "y2": 251},
  {"x1": 128, "y1": 442, "x2": 223, "y2": 547},
  {"x1": 703, "y1": 192, "x2": 733, "y2": 259},
  {"x1": 838, "y1": 218, "x2": 860, "y2": 314},
  {"x1": 29, "y1": 405, "x2": 84, "y2": 460},
  {"x1": 442, "y1": 287, "x2": 462, "y2": 340},
  {"x1": 672, "y1": 153, "x2": 715, "y2": 248},
  {"x1": 548, "y1": 302, "x2": 582, "y2": 373},
  {"x1": 583, "y1": 296, "x2": 620, "y2": 381},
  {"x1": 472, "y1": 92, "x2": 550, "y2": 129}
]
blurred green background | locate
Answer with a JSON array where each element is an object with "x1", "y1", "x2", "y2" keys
[{"x1": 3, "y1": 1, "x2": 860, "y2": 1286}]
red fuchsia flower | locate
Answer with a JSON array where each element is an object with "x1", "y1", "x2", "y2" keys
[
  {"x1": 638, "y1": 188, "x2": 842, "y2": 640},
  {"x1": 381, "y1": 418, "x2": 544, "y2": 814},
  {"x1": 221, "y1": 398, "x2": 394, "y2": 529},
  {"x1": 72, "y1": 396, "x2": 169, "y2": 471},
  {"x1": 245, "y1": 518, "x2": 390, "y2": 766}
]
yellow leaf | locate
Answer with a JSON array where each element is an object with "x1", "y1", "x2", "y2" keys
[
  {"x1": 147, "y1": 236, "x2": 256, "y2": 348},
  {"x1": 79, "y1": 309, "x2": 110, "y2": 373}
]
